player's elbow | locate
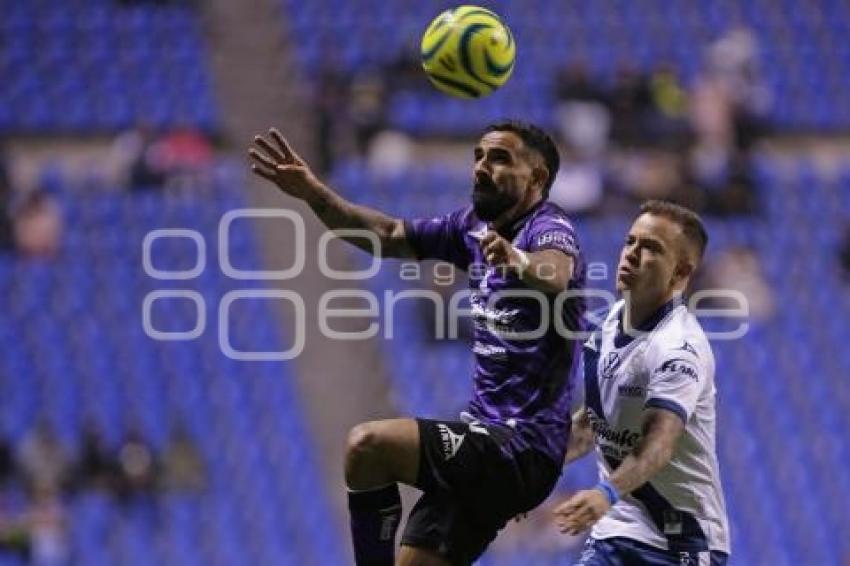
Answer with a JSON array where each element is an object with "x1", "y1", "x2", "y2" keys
[
  {"x1": 537, "y1": 255, "x2": 573, "y2": 293},
  {"x1": 655, "y1": 444, "x2": 676, "y2": 468},
  {"x1": 638, "y1": 441, "x2": 676, "y2": 473},
  {"x1": 381, "y1": 220, "x2": 414, "y2": 258}
]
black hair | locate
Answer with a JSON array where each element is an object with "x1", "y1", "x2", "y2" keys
[
  {"x1": 483, "y1": 120, "x2": 560, "y2": 197},
  {"x1": 639, "y1": 200, "x2": 709, "y2": 261}
]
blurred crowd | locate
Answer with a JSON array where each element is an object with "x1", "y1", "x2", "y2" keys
[
  {"x1": 549, "y1": 26, "x2": 769, "y2": 217},
  {"x1": 0, "y1": 145, "x2": 63, "y2": 259},
  {"x1": 316, "y1": 27, "x2": 770, "y2": 219},
  {"x1": 312, "y1": 49, "x2": 423, "y2": 175},
  {"x1": 0, "y1": 124, "x2": 214, "y2": 260},
  {"x1": 108, "y1": 123, "x2": 215, "y2": 191},
  {"x1": 0, "y1": 421, "x2": 205, "y2": 565}
]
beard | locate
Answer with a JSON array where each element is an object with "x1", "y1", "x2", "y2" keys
[{"x1": 472, "y1": 178, "x2": 517, "y2": 221}]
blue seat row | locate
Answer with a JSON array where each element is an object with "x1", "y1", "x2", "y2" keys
[
  {"x1": 0, "y1": 166, "x2": 345, "y2": 564},
  {"x1": 0, "y1": 1, "x2": 217, "y2": 133}
]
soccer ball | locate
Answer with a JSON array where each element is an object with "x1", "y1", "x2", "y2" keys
[{"x1": 420, "y1": 5, "x2": 516, "y2": 99}]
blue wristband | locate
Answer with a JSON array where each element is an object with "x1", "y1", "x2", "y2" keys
[{"x1": 595, "y1": 480, "x2": 619, "y2": 505}]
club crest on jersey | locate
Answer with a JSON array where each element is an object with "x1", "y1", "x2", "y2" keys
[
  {"x1": 601, "y1": 352, "x2": 622, "y2": 379},
  {"x1": 655, "y1": 358, "x2": 700, "y2": 382}
]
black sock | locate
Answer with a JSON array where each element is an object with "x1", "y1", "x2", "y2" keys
[{"x1": 347, "y1": 483, "x2": 402, "y2": 566}]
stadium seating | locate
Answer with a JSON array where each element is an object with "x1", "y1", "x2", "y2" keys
[
  {"x1": 2, "y1": 159, "x2": 845, "y2": 564},
  {"x1": 0, "y1": 163, "x2": 344, "y2": 565},
  {"x1": 330, "y1": 155, "x2": 850, "y2": 565},
  {"x1": 5, "y1": 0, "x2": 848, "y2": 563},
  {"x1": 281, "y1": 0, "x2": 850, "y2": 134},
  {"x1": 0, "y1": 153, "x2": 845, "y2": 564},
  {"x1": 0, "y1": 0, "x2": 217, "y2": 133}
]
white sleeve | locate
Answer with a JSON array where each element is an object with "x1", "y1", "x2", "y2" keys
[{"x1": 645, "y1": 342, "x2": 706, "y2": 423}]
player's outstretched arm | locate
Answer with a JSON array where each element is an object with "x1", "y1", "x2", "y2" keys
[
  {"x1": 554, "y1": 408, "x2": 684, "y2": 535},
  {"x1": 564, "y1": 407, "x2": 594, "y2": 465},
  {"x1": 248, "y1": 128, "x2": 415, "y2": 258}
]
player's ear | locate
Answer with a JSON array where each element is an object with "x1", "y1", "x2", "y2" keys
[
  {"x1": 672, "y1": 255, "x2": 695, "y2": 286},
  {"x1": 531, "y1": 164, "x2": 548, "y2": 195}
]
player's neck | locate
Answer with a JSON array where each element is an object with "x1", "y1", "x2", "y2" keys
[
  {"x1": 491, "y1": 196, "x2": 544, "y2": 233},
  {"x1": 624, "y1": 291, "x2": 682, "y2": 332},
  {"x1": 623, "y1": 302, "x2": 654, "y2": 334}
]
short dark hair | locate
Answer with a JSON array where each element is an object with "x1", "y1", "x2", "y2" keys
[
  {"x1": 638, "y1": 200, "x2": 709, "y2": 261},
  {"x1": 483, "y1": 120, "x2": 560, "y2": 196}
]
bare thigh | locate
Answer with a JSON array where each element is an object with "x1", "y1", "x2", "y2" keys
[{"x1": 396, "y1": 544, "x2": 453, "y2": 566}]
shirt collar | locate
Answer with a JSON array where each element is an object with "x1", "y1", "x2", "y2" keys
[
  {"x1": 614, "y1": 295, "x2": 684, "y2": 348},
  {"x1": 496, "y1": 199, "x2": 546, "y2": 240}
]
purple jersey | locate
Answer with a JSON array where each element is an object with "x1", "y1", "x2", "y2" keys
[{"x1": 404, "y1": 201, "x2": 586, "y2": 464}]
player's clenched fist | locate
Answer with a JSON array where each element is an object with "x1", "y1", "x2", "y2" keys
[
  {"x1": 479, "y1": 230, "x2": 529, "y2": 274},
  {"x1": 249, "y1": 128, "x2": 319, "y2": 200}
]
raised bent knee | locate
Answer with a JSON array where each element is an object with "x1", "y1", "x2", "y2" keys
[
  {"x1": 345, "y1": 418, "x2": 420, "y2": 489},
  {"x1": 347, "y1": 421, "x2": 382, "y2": 459},
  {"x1": 345, "y1": 421, "x2": 386, "y2": 488}
]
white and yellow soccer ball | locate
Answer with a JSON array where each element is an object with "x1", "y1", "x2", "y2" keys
[{"x1": 420, "y1": 5, "x2": 516, "y2": 99}]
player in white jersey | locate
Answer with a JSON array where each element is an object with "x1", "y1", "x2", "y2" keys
[{"x1": 554, "y1": 201, "x2": 730, "y2": 565}]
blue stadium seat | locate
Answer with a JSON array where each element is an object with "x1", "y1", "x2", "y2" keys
[
  {"x1": 0, "y1": 165, "x2": 345, "y2": 564},
  {"x1": 0, "y1": 1, "x2": 218, "y2": 133}
]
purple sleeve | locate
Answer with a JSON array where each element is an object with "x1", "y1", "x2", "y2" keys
[
  {"x1": 526, "y1": 213, "x2": 581, "y2": 259},
  {"x1": 404, "y1": 208, "x2": 472, "y2": 269}
]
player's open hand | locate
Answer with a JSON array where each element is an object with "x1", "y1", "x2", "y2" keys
[
  {"x1": 479, "y1": 231, "x2": 522, "y2": 270},
  {"x1": 249, "y1": 128, "x2": 319, "y2": 200},
  {"x1": 553, "y1": 489, "x2": 611, "y2": 535}
]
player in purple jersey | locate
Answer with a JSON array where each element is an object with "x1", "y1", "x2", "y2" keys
[{"x1": 249, "y1": 121, "x2": 586, "y2": 566}]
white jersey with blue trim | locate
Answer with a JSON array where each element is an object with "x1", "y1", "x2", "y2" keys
[{"x1": 583, "y1": 298, "x2": 730, "y2": 554}]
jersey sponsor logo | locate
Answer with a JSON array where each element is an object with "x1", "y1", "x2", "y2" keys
[
  {"x1": 601, "y1": 352, "x2": 622, "y2": 379},
  {"x1": 470, "y1": 295, "x2": 519, "y2": 323},
  {"x1": 655, "y1": 358, "x2": 700, "y2": 382},
  {"x1": 470, "y1": 295, "x2": 520, "y2": 333},
  {"x1": 536, "y1": 231, "x2": 574, "y2": 249},
  {"x1": 617, "y1": 384, "x2": 645, "y2": 397},
  {"x1": 588, "y1": 413, "x2": 641, "y2": 449},
  {"x1": 437, "y1": 423, "x2": 466, "y2": 460}
]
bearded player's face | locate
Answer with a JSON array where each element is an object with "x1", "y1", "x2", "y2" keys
[{"x1": 472, "y1": 131, "x2": 539, "y2": 222}]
